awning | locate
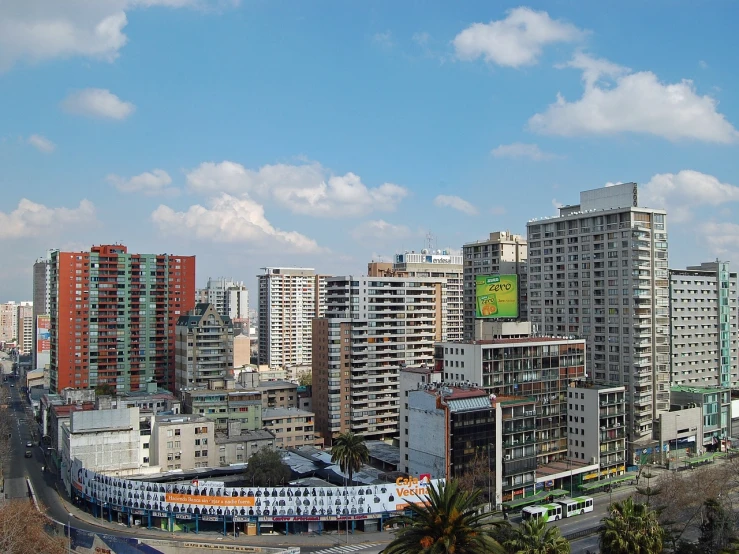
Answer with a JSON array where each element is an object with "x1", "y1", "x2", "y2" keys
[
  {"x1": 502, "y1": 489, "x2": 568, "y2": 509},
  {"x1": 578, "y1": 472, "x2": 638, "y2": 492}
]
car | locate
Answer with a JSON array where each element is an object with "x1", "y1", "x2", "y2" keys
[
  {"x1": 24, "y1": 451, "x2": 32, "y2": 458},
  {"x1": 10, "y1": 384, "x2": 14, "y2": 387},
  {"x1": 26, "y1": 442, "x2": 32, "y2": 448}
]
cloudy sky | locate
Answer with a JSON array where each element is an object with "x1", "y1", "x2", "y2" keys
[{"x1": 2, "y1": 1, "x2": 739, "y2": 301}]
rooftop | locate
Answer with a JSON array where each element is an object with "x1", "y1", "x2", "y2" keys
[
  {"x1": 214, "y1": 429, "x2": 275, "y2": 444},
  {"x1": 446, "y1": 336, "x2": 585, "y2": 346},
  {"x1": 365, "y1": 441, "x2": 400, "y2": 466},
  {"x1": 257, "y1": 380, "x2": 298, "y2": 389},
  {"x1": 401, "y1": 365, "x2": 441, "y2": 375},
  {"x1": 51, "y1": 403, "x2": 96, "y2": 417},
  {"x1": 671, "y1": 385, "x2": 729, "y2": 395},
  {"x1": 155, "y1": 414, "x2": 212, "y2": 425},
  {"x1": 262, "y1": 407, "x2": 314, "y2": 419}
]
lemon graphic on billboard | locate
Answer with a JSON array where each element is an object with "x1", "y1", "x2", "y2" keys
[{"x1": 475, "y1": 275, "x2": 519, "y2": 318}]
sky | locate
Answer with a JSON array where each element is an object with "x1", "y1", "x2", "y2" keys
[{"x1": 2, "y1": 0, "x2": 739, "y2": 301}]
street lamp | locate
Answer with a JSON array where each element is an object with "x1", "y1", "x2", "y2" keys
[{"x1": 67, "y1": 512, "x2": 73, "y2": 553}]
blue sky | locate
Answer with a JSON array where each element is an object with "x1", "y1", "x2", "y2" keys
[{"x1": 2, "y1": 0, "x2": 739, "y2": 301}]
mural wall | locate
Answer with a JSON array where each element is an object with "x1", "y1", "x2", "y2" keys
[{"x1": 72, "y1": 459, "x2": 439, "y2": 524}]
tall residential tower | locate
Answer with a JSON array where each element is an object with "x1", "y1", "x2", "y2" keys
[
  {"x1": 49, "y1": 245, "x2": 196, "y2": 393},
  {"x1": 526, "y1": 183, "x2": 669, "y2": 440}
]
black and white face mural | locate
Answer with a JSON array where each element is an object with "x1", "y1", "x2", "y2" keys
[{"x1": 71, "y1": 459, "x2": 440, "y2": 521}]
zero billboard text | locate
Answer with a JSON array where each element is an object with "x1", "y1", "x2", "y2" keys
[{"x1": 475, "y1": 275, "x2": 518, "y2": 318}]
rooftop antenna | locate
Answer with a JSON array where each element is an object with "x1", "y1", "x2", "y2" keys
[{"x1": 425, "y1": 232, "x2": 437, "y2": 251}]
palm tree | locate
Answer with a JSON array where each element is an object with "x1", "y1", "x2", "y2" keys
[
  {"x1": 600, "y1": 497, "x2": 663, "y2": 554},
  {"x1": 331, "y1": 432, "x2": 370, "y2": 541},
  {"x1": 505, "y1": 517, "x2": 570, "y2": 554},
  {"x1": 330, "y1": 431, "x2": 370, "y2": 486},
  {"x1": 383, "y1": 480, "x2": 504, "y2": 554}
]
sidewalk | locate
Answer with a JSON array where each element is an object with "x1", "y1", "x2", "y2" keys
[{"x1": 54, "y1": 483, "x2": 394, "y2": 550}]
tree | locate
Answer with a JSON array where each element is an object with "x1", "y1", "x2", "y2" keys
[
  {"x1": 457, "y1": 449, "x2": 493, "y2": 507},
  {"x1": 94, "y1": 383, "x2": 116, "y2": 397},
  {"x1": 635, "y1": 465, "x2": 661, "y2": 508},
  {"x1": 699, "y1": 497, "x2": 737, "y2": 554},
  {"x1": 0, "y1": 500, "x2": 67, "y2": 554},
  {"x1": 243, "y1": 448, "x2": 291, "y2": 487},
  {"x1": 384, "y1": 480, "x2": 505, "y2": 554},
  {"x1": 330, "y1": 432, "x2": 369, "y2": 486},
  {"x1": 297, "y1": 372, "x2": 312, "y2": 387},
  {"x1": 504, "y1": 517, "x2": 570, "y2": 554},
  {"x1": 600, "y1": 497, "x2": 663, "y2": 554}
]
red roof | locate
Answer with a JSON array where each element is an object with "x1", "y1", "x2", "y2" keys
[{"x1": 51, "y1": 403, "x2": 96, "y2": 417}]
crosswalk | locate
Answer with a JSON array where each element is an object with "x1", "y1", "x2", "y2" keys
[{"x1": 312, "y1": 543, "x2": 383, "y2": 554}]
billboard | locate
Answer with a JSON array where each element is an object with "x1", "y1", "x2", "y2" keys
[
  {"x1": 71, "y1": 460, "x2": 441, "y2": 522},
  {"x1": 475, "y1": 275, "x2": 518, "y2": 318},
  {"x1": 36, "y1": 315, "x2": 50, "y2": 353}
]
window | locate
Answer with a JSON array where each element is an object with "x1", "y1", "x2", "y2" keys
[
  {"x1": 195, "y1": 451, "x2": 201, "y2": 458},
  {"x1": 175, "y1": 429, "x2": 181, "y2": 436}
]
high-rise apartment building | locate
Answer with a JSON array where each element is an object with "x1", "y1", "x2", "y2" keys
[
  {"x1": 462, "y1": 231, "x2": 528, "y2": 340},
  {"x1": 669, "y1": 261, "x2": 738, "y2": 388},
  {"x1": 527, "y1": 183, "x2": 669, "y2": 440},
  {"x1": 33, "y1": 249, "x2": 57, "y2": 359},
  {"x1": 49, "y1": 245, "x2": 195, "y2": 393},
  {"x1": 257, "y1": 268, "x2": 328, "y2": 368},
  {"x1": 17, "y1": 304, "x2": 34, "y2": 354},
  {"x1": 369, "y1": 248, "x2": 464, "y2": 342},
  {"x1": 313, "y1": 275, "x2": 446, "y2": 443},
  {"x1": 175, "y1": 303, "x2": 234, "y2": 391},
  {"x1": 198, "y1": 277, "x2": 249, "y2": 322},
  {"x1": 0, "y1": 302, "x2": 19, "y2": 343}
]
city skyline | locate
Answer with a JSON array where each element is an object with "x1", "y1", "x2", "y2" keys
[{"x1": 2, "y1": 2, "x2": 739, "y2": 301}]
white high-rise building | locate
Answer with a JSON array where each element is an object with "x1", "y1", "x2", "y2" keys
[
  {"x1": 669, "y1": 261, "x2": 738, "y2": 388},
  {"x1": 391, "y1": 249, "x2": 464, "y2": 342},
  {"x1": 199, "y1": 277, "x2": 249, "y2": 321},
  {"x1": 312, "y1": 275, "x2": 447, "y2": 443},
  {"x1": 257, "y1": 268, "x2": 328, "y2": 368},
  {"x1": 462, "y1": 231, "x2": 528, "y2": 340},
  {"x1": 527, "y1": 183, "x2": 669, "y2": 440}
]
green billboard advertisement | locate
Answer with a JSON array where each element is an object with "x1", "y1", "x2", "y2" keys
[{"x1": 475, "y1": 274, "x2": 519, "y2": 318}]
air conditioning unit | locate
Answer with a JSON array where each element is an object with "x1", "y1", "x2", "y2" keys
[{"x1": 504, "y1": 454, "x2": 511, "y2": 461}]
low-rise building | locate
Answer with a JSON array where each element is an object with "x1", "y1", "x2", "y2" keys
[
  {"x1": 61, "y1": 408, "x2": 142, "y2": 494},
  {"x1": 215, "y1": 429, "x2": 275, "y2": 466},
  {"x1": 257, "y1": 380, "x2": 298, "y2": 409},
  {"x1": 261, "y1": 407, "x2": 321, "y2": 448},
  {"x1": 568, "y1": 384, "x2": 627, "y2": 481},
  {"x1": 181, "y1": 385, "x2": 262, "y2": 431},
  {"x1": 150, "y1": 414, "x2": 218, "y2": 471}
]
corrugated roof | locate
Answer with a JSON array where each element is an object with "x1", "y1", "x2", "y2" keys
[{"x1": 447, "y1": 396, "x2": 492, "y2": 412}]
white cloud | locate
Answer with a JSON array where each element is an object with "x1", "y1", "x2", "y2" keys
[
  {"x1": 701, "y1": 222, "x2": 739, "y2": 258},
  {"x1": 529, "y1": 53, "x2": 739, "y2": 143},
  {"x1": 641, "y1": 170, "x2": 739, "y2": 223},
  {"x1": 351, "y1": 219, "x2": 412, "y2": 241},
  {"x1": 605, "y1": 181, "x2": 624, "y2": 188},
  {"x1": 61, "y1": 88, "x2": 136, "y2": 120},
  {"x1": 699, "y1": 60, "x2": 708, "y2": 69},
  {"x1": 372, "y1": 31, "x2": 393, "y2": 50},
  {"x1": 552, "y1": 198, "x2": 563, "y2": 211},
  {"x1": 186, "y1": 160, "x2": 408, "y2": 218},
  {"x1": 27, "y1": 134, "x2": 56, "y2": 153},
  {"x1": 453, "y1": 7, "x2": 585, "y2": 67},
  {"x1": 412, "y1": 32, "x2": 430, "y2": 46},
  {"x1": 491, "y1": 142, "x2": 558, "y2": 161},
  {"x1": 0, "y1": 0, "x2": 236, "y2": 72},
  {"x1": 490, "y1": 206, "x2": 507, "y2": 215},
  {"x1": 433, "y1": 194, "x2": 478, "y2": 216},
  {"x1": 107, "y1": 169, "x2": 178, "y2": 195},
  {"x1": 0, "y1": 198, "x2": 96, "y2": 239},
  {"x1": 151, "y1": 193, "x2": 323, "y2": 253}
]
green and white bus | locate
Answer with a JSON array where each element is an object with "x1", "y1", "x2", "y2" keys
[
  {"x1": 556, "y1": 496, "x2": 594, "y2": 518},
  {"x1": 521, "y1": 503, "x2": 563, "y2": 522}
]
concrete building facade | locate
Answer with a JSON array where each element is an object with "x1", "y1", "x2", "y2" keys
[
  {"x1": 462, "y1": 231, "x2": 528, "y2": 340},
  {"x1": 399, "y1": 366, "x2": 443, "y2": 474},
  {"x1": 17, "y1": 304, "x2": 34, "y2": 354},
  {"x1": 33, "y1": 249, "x2": 56, "y2": 362},
  {"x1": 669, "y1": 262, "x2": 738, "y2": 388},
  {"x1": 150, "y1": 414, "x2": 218, "y2": 470},
  {"x1": 198, "y1": 277, "x2": 249, "y2": 322},
  {"x1": 215, "y1": 429, "x2": 275, "y2": 466},
  {"x1": 49, "y1": 244, "x2": 196, "y2": 393},
  {"x1": 261, "y1": 407, "x2": 320, "y2": 449},
  {"x1": 568, "y1": 384, "x2": 627, "y2": 480},
  {"x1": 313, "y1": 275, "x2": 446, "y2": 443},
  {"x1": 181, "y1": 386, "x2": 262, "y2": 432},
  {"x1": 174, "y1": 303, "x2": 234, "y2": 391},
  {"x1": 257, "y1": 268, "x2": 328, "y2": 368},
  {"x1": 527, "y1": 183, "x2": 669, "y2": 440}
]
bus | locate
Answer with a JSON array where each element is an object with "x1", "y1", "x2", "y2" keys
[
  {"x1": 521, "y1": 503, "x2": 563, "y2": 522},
  {"x1": 556, "y1": 496, "x2": 594, "y2": 518}
]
